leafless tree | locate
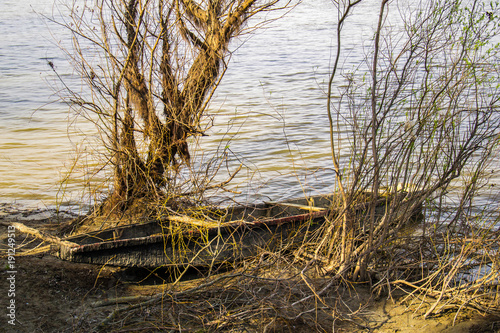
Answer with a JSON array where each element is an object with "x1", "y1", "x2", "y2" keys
[
  {"x1": 315, "y1": 0, "x2": 500, "y2": 301},
  {"x1": 54, "y1": 0, "x2": 288, "y2": 218}
]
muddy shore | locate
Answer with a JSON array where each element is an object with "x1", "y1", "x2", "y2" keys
[{"x1": 0, "y1": 206, "x2": 499, "y2": 332}]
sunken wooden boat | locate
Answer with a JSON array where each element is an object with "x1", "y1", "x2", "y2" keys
[{"x1": 55, "y1": 193, "x2": 423, "y2": 268}]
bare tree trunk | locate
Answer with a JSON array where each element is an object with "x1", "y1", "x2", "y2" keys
[{"x1": 61, "y1": 0, "x2": 283, "y2": 216}]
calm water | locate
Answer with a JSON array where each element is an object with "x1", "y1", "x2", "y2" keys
[
  {"x1": 1, "y1": 0, "x2": 498, "y2": 214},
  {"x1": 0, "y1": 0, "x2": 75, "y2": 208},
  {"x1": 0, "y1": 0, "x2": 357, "y2": 210}
]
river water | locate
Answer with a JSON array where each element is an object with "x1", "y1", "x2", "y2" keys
[
  {"x1": 1, "y1": 0, "x2": 498, "y2": 215},
  {"x1": 0, "y1": 0, "x2": 354, "y2": 210}
]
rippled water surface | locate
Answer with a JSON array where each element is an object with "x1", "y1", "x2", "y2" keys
[
  {"x1": 1, "y1": 0, "x2": 498, "y2": 213},
  {"x1": 0, "y1": 0, "x2": 74, "y2": 207},
  {"x1": 0, "y1": 0, "x2": 351, "y2": 209}
]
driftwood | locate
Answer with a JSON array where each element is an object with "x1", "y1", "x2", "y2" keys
[
  {"x1": 167, "y1": 214, "x2": 221, "y2": 227},
  {"x1": 0, "y1": 221, "x2": 79, "y2": 248}
]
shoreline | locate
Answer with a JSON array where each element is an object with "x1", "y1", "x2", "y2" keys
[
  {"x1": 0, "y1": 206, "x2": 499, "y2": 332},
  {"x1": 0, "y1": 202, "x2": 83, "y2": 222}
]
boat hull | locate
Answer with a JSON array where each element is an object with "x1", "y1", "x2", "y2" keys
[
  {"x1": 56, "y1": 193, "x2": 423, "y2": 268},
  {"x1": 58, "y1": 210, "x2": 327, "y2": 268}
]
